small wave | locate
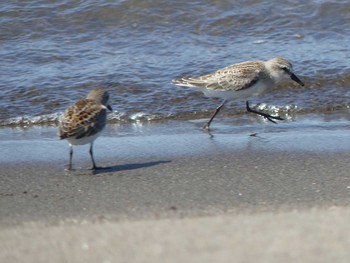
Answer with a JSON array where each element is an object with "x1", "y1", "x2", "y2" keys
[
  {"x1": 0, "y1": 100, "x2": 346, "y2": 128},
  {"x1": 0, "y1": 113, "x2": 62, "y2": 127},
  {"x1": 0, "y1": 111, "x2": 166, "y2": 128},
  {"x1": 109, "y1": 111, "x2": 164, "y2": 123},
  {"x1": 255, "y1": 103, "x2": 298, "y2": 114}
]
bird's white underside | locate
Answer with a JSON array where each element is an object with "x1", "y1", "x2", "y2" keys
[{"x1": 67, "y1": 131, "x2": 102, "y2": 146}]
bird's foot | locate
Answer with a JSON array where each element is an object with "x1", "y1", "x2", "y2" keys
[{"x1": 246, "y1": 101, "x2": 284, "y2": 124}]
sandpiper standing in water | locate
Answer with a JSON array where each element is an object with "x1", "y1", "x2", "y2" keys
[
  {"x1": 172, "y1": 57, "x2": 304, "y2": 130},
  {"x1": 58, "y1": 88, "x2": 112, "y2": 170}
]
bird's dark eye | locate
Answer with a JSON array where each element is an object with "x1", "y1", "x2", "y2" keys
[{"x1": 281, "y1": 67, "x2": 290, "y2": 74}]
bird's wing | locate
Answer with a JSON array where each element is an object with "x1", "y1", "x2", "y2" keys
[
  {"x1": 58, "y1": 99, "x2": 107, "y2": 140},
  {"x1": 173, "y1": 61, "x2": 262, "y2": 91}
]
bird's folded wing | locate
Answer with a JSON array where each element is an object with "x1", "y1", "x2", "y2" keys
[{"x1": 59, "y1": 102, "x2": 106, "y2": 140}]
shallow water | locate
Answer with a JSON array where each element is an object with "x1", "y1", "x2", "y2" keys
[
  {"x1": 1, "y1": 115, "x2": 350, "y2": 164},
  {"x1": 1, "y1": 0, "x2": 350, "y2": 127}
]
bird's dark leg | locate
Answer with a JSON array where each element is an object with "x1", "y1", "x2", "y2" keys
[
  {"x1": 203, "y1": 100, "x2": 226, "y2": 130},
  {"x1": 68, "y1": 144, "x2": 73, "y2": 170},
  {"x1": 89, "y1": 142, "x2": 98, "y2": 170},
  {"x1": 246, "y1": 101, "x2": 284, "y2": 124}
]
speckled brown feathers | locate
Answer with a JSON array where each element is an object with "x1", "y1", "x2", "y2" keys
[
  {"x1": 58, "y1": 99, "x2": 107, "y2": 140},
  {"x1": 173, "y1": 61, "x2": 264, "y2": 91}
]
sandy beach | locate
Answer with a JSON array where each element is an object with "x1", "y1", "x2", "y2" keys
[{"x1": 1, "y1": 117, "x2": 350, "y2": 262}]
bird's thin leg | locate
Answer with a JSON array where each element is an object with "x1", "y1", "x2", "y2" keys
[
  {"x1": 203, "y1": 100, "x2": 226, "y2": 130},
  {"x1": 246, "y1": 101, "x2": 284, "y2": 124},
  {"x1": 89, "y1": 142, "x2": 98, "y2": 170},
  {"x1": 68, "y1": 144, "x2": 73, "y2": 170}
]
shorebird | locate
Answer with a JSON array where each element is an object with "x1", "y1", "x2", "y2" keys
[
  {"x1": 58, "y1": 88, "x2": 112, "y2": 170},
  {"x1": 172, "y1": 57, "x2": 304, "y2": 129}
]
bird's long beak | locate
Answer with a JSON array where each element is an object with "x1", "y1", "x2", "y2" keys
[
  {"x1": 290, "y1": 73, "x2": 304, "y2": 86},
  {"x1": 107, "y1": 105, "x2": 113, "y2": 111}
]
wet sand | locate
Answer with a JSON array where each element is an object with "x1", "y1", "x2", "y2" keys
[{"x1": 1, "y1": 118, "x2": 350, "y2": 262}]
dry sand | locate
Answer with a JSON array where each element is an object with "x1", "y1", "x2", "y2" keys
[{"x1": 1, "y1": 119, "x2": 350, "y2": 262}]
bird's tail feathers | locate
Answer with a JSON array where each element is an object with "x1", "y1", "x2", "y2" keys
[{"x1": 172, "y1": 77, "x2": 206, "y2": 88}]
